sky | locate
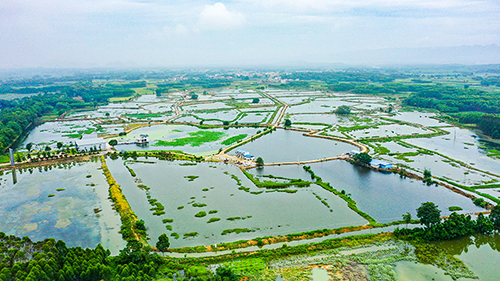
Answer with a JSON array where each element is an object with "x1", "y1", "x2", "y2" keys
[{"x1": 1, "y1": 0, "x2": 499, "y2": 68}]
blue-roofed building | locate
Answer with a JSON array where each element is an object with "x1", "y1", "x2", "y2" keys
[
  {"x1": 370, "y1": 159, "x2": 393, "y2": 169},
  {"x1": 235, "y1": 149, "x2": 255, "y2": 161}
]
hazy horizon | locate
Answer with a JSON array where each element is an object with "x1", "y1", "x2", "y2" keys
[{"x1": 1, "y1": 0, "x2": 499, "y2": 68}]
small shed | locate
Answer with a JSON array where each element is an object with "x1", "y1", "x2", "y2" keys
[
  {"x1": 137, "y1": 134, "x2": 149, "y2": 144},
  {"x1": 370, "y1": 159, "x2": 393, "y2": 169}
]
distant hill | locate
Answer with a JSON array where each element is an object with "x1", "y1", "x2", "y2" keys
[{"x1": 334, "y1": 45, "x2": 500, "y2": 66}]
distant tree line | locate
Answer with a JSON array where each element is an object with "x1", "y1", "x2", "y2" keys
[
  {"x1": 0, "y1": 84, "x2": 135, "y2": 153},
  {"x1": 281, "y1": 71, "x2": 408, "y2": 83},
  {"x1": 402, "y1": 84, "x2": 500, "y2": 113},
  {"x1": 452, "y1": 112, "x2": 500, "y2": 139}
]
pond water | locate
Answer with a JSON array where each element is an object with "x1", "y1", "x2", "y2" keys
[
  {"x1": 182, "y1": 102, "x2": 232, "y2": 111},
  {"x1": 287, "y1": 99, "x2": 357, "y2": 114},
  {"x1": 286, "y1": 113, "x2": 345, "y2": 125},
  {"x1": 142, "y1": 103, "x2": 174, "y2": 113},
  {"x1": 193, "y1": 110, "x2": 240, "y2": 121},
  {"x1": 394, "y1": 261, "x2": 455, "y2": 281},
  {"x1": 105, "y1": 158, "x2": 367, "y2": 247},
  {"x1": 347, "y1": 124, "x2": 430, "y2": 139},
  {"x1": 310, "y1": 268, "x2": 329, "y2": 281},
  {"x1": 305, "y1": 161, "x2": 484, "y2": 223},
  {"x1": 114, "y1": 124, "x2": 260, "y2": 155},
  {"x1": 236, "y1": 129, "x2": 358, "y2": 163},
  {"x1": 237, "y1": 112, "x2": 270, "y2": 123},
  {"x1": 21, "y1": 121, "x2": 99, "y2": 147},
  {"x1": 406, "y1": 127, "x2": 500, "y2": 175},
  {"x1": 378, "y1": 152, "x2": 498, "y2": 187},
  {"x1": 0, "y1": 161, "x2": 124, "y2": 253},
  {"x1": 276, "y1": 97, "x2": 310, "y2": 104},
  {"x1": 433, "y1": 233, "x2": 500, "y2": 281},
  {"x1": 387, "y1": 111, "x2": 447, "y2": 127}
]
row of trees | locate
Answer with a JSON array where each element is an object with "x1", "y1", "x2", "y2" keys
[
  {"x1": 0, "y1": 230, "x2": 242, "y2": 281},
  {"x1": 0, "y1": 83, "x2": 136, "y2": 153},
  {"x1": 395, "y1": 202, "x2": 500, "y2": 241},
  {"x1": 452, "y1": 112, "x2": 500, "y2": 139}
]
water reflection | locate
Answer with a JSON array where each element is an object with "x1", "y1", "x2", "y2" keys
[
  {"x1": 435, "y1": 233, "x2": 500, "y2": 256},
  {"x1": 11, "y1": 169, "x2": 17, "y2": 184}
]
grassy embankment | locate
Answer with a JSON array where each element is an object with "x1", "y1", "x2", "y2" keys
[{"x1": 100, "y1": 156, "x2": 147, "y2": 244}]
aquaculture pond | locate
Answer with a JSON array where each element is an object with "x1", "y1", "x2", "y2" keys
[
  {"x1": 21, "y1": 120, "x2": 100, "y2": 148},
  {"x1": 406, "y1": 127, "x2": 500, "y2": 175},
  {"x1": 114, "y1": 124, "x2": 261, "y2": 155},
  {"x1": 236, "y1": 129, "x2": 358, "y2": 163},
  {"x1": 104, "y1": 158, "x2": 367, "y2": 247},
  {"x1": 304, "y1": 161, "x2": 483, "y2": 223},
  {"x1": 0, "y1": 161, "x2": 124, "y2": 254},
  {"x1": 286, "y1": 99, "x2": 357, "y2": 114},
  {"x1": 347, "y1": 124, "x2": 430, "y2": 139},
  {"x1": 387, "y1": 111, "x2": 447, "y2": 127}
]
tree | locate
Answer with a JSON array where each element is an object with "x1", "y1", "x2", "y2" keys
[
  {"x1": 215, "y1": 267, "x2": 239, "y2": 281},
  {"x1": 252, "y1": 98, "x2": 260, "y2": 103},
  {"x1": 490, "y1": 204, "x2": 500, "y2": 227},
  {"x1": 423, "y1": 169, "x2": 432, "y2": 178},
  {"x1": 476, "y1": 212, "x2": 494, "y2": 234},
  {"x1": 417, "y1": 202, "x2": 441, "y2": 228},
  {"x1": 56, "y1": 142, "x2": 63, "y2": 150},
  {"x1": 135, "y1": 220, "x2": 146, "y2": 231},
  {"x1": 352, "y1": 152, "x2": 371, "y2": 165},
  {"x1": 256, "y1": 157, "x2": 264, "y2": 167},
  {"x1": 156, "y1": 233, "x2": 170, "y2": 255},
  {"x1": 191, "y1": 93, "x2": 198, "y2": 100},
  {"x1": 402, "y1": 212, "x2": 412, "y2": 228},
  {"x1": 26, "y1": 143, "x2": 33, "y2": 152},
  {"x1": 335, "y1": 105, "x2": 351, "y2": 114},
  {"x1": 44, "y1": 146, "x2": 51, "y2": 152},
  {"x1": 284, "y1": 119, "x2": 292, "y2": 127},
  {"x1": 108, "y1": 139, "x2": 118, "y2": 146}
]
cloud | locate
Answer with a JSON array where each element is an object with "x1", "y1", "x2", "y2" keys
[
  {"x1": 248, "y1": 0, "x2": 493, "y2": 14},
  {"x1": 199, "y1": 2, "x2": 245, "y2": 30}
]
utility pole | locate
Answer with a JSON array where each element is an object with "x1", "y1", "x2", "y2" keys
[{"x1": 9, "y1": 148, "x2": 15, "y2": 166}]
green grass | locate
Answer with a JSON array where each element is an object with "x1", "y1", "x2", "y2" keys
[
  {"x1": 56, "y1": 188, "x2": 66, "y2": 192},
  {"x1": 207, "y1": 218, "x2": 221, "y2": 223},
  {"x1": 195, "y1": 211, "x2": 207, "y2": 218},
  {"x1": 209, "y1": 210, "x2": 218, "y2": 214},
  {"x1": 184, "y1": 175, "x2": 199, "y2": 181},
  {"x1": 62, "y1": 133, "x2": 82, "y2": 139},
  {"x1": 48, "y1": 194, "x2": 55, "y2": 197},
  {"x1": 221, "y1": 228, "x2": 255, "y2": 235},
  {"x1": 449, "y1": 206, "x2": 463, "y2": 211},
  {"x1": 153, "y1": 131, "x2": 226, "y2": 147},
  {"x1": 0, "y1": 154, "x2": 10, "y2": 164},
  {"x1": 192, "y1": 203, "x2": 207, "y2": 208},
  {"x1": 221, "y1": 134, "x2": 248, "y2": 145},
  {"x1": 183, "y1": 232, "x2": 199, "y2": 238}
]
